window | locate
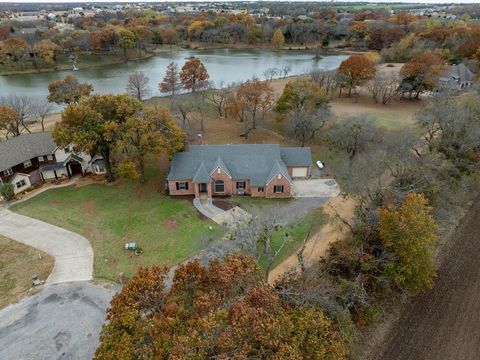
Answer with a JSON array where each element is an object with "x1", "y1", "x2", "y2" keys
[
  {"x1": 257, "y1": 187, "x2": 264, "y2": 192},
  {"x1": 176, "y1": 182, "x2": 188, "y2": 190},
  {"x1": 95, "y1": 164, "x2": 106, "y2": 173},
  {"x1": 47, "y1": 155, "x2": 53, "y2": 161},
  {"x1": 214, "y1": 180, "x2": 225, "y2": 193},
  {"x1": 3, "y1": 168, "x2": 13, "y2": 177},
  {"x1": 16, "y1": 179, "x2": 27, "y2": 189},
  {"x1": 236, "y1": 181, "x2": 245, "y2": 190},
  {"x1": 274, "y1": 185, "x2": 284, "y2": 193},
  {"x1": 23, "y1": 160, "x2": 32, "y2": 168},
  {"x1": 38, "y1": 156, "x2": 44, "y2": 162}
]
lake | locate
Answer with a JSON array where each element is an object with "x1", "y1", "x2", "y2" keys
[{"x1": 0, "y1": 49, "x2": 347, "y2": 101}]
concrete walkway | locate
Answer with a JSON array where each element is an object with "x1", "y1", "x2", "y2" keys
[
  {"x1": 0, "y1": 209, "x2": 93, "y2": 284},
  {"x1": 193, "y1": 198, "x2": 251, "y2": 228}
]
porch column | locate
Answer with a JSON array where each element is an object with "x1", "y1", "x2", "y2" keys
[
  {"x1": 194, "y1": 183, "x2": 200, "y2": 198},
  {"x1": 207, "y1": 183, "x2": 212, "y2": 198}
]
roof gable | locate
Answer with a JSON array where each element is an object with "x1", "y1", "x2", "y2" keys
[
  {"x1": 210, "y1": 155, "x2": 232, "y2": 178},
  {"x1": 192, "y1": 161, "x2": 212, "y2": 183},
  {"x1": 0, "y1": 132, "x2": 56, "y2": 171},
  {"x1": 266, "y1": 160, "x2": 292, "y2": 185}
]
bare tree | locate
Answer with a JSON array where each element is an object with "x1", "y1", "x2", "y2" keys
[
  {"x1": 328, "y1": 114, "x2": 382, "y2": 165},
  {"x1": 367, "y1": 72, "x2": 399, "y2": 105},
  {"x1": 286, "y1": 105, "x2": 331, "y2": 146},
  {"x1": 205, "y1": 82, "x2": 231, "y2": 118},
  {"x1": 233, "y1": 213, "x2": 288, "y2": 281},
  {"x1": 281, "y1": 64, "x2": 292, "y2": 79},
  {"x1": 33, "y1": 99, "x2": 54, "y2": 131},
  {"x1": 263, "y1": 67, "x2": 279, "y2": 81},
  {"x1": 310, "y1": 70, "x2": 340, "y2": 99},
  {"x1": 0, "y1": 95, "x2": 35, "y2": 136},
  {"x1": 174, "y1": 101, "x2": 195, "y2": 131},
  {"x1": 126, "y1": 71, "x2": 151, "y2": 101}
]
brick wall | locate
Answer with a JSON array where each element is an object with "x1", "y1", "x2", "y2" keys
[
  {"x1": 211, "y1": 168, "x2": 233, "y2": 196},
  {"x1": 168, "y1": 180, "x2": 195, "y2": 196},
  {"x1": 251, "y1": 185, "x2": 266, "y2": 197},
  {"x1": 265, "y1": 173, "x2": 292, "y2": 198}
]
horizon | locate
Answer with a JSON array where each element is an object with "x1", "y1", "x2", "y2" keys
[{"x1": 1, "y1": 0, "x2": 479, "y2": 5}]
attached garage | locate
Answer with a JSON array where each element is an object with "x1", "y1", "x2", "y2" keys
[{"x1": 291, "y1": 167, "x2": 309, "y2": 178}]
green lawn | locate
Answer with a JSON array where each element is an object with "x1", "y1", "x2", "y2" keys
[
  {"x1": 11, "y1": 181, "x2": 223, "y2": 282},
  {"x1": 259, "y1": 208, "x2": 328, "y2": 272}
]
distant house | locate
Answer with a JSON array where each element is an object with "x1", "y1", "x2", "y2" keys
[
  {"x1": 438, "y1": 63, "x2": 475, "y2": 91},
  {"x1": 0, "y1": 132, "x2": 104, "y2": 194},
  {"x1": 167, "y1": 144, "x2": 312, "y2": 199}
]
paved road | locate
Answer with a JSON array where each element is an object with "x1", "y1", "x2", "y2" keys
[
  {"x1": 0, "y1": 209, "x2": 93, "y2": 284},
  {"x1": 0, "y1": 281, "x2": 115, "y2": 360},
  {"x1": 373, "y1": 194, "x2": 480, "y2": 360}
]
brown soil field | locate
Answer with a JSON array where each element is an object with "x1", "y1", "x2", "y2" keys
[{"x1": 372, "y1": 192, "x2": 480, "y2": 360}]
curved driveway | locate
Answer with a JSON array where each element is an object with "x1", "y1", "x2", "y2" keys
[{"x1": 0, "y1": 208, "x2": 93, "y2": 284}]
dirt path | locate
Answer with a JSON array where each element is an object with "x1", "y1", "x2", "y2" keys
[
  {"x1": 373, "y1": 193, "x2": 480, "y2": 360},
  {"x1": 268, "y1": 195, "x2": 355, "y2": 283}
]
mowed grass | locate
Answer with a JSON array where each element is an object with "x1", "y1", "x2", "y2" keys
[
  {"x1": 258, "y1": 208, "x2": 328, "y2": 272},
  {"x1": 0, "y1": 236, "x2": 54, "y2": 309},
  {"x1": 11, "y1": 181, "x2": 223, "y2": 282}
]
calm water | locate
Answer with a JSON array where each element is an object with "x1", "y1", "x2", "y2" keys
[{"x1": 0, "y1": 49, "x2": 347, "y2": 101}]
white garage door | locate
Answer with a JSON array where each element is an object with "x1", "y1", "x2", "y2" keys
[{"x1": 292, "y1": 167, "x2": 308, "y2": 177}]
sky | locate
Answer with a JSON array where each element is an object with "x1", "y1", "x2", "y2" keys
[{"x1": 0, "y1": 0, "x2": 479, "y2": 4}]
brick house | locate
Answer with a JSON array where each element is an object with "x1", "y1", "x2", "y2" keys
[
  {"x1": 0, "y1": 132, "x2": 106, "y2": 195},
  {"x1": 167, "y1": 144, "x2": 312, "y2": 199}
]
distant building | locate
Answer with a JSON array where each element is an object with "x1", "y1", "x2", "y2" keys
[{"x1": 438, "y1": 63, "x2": 476, "y2": 91}]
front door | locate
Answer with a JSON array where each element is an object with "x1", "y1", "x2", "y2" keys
[{"x1": 199, "y1": 183, "x2": 207, "y2": 193}]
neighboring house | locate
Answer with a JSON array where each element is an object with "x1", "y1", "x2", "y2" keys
[
  {"x1": 438, "y1": 63, "x2": 475, "y2": 91},
  {"x1": 167, "y1": 144, "x2": 312, "y2": 198},
  {"x1": 0, "y1": 132, "x2": 104, "y2": 194},
  {"x1": 0, "y1": 132, "x2": 57, "y2": 194}
]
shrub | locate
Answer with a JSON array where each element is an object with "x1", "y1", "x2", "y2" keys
[{"x1": 0, "y1": 183, "x2": 14, "y2": 201}]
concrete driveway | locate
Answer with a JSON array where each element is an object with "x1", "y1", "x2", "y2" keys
[
  {"x1": 292, "y1": 178, "x2": 340, "y2": 198},
  {"x1": 0, "y1": 281, "x2": 115, "y2": 360},
  {"x1": 0, "y1": 209, "x2": 93, "y2": 284}
]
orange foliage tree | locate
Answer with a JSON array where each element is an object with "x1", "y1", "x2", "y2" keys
[
  {"x1": 399, "y1": 52, "x2": 445, "y2": 99},
  {"x1": 95, "y1": 254, "x2": 347, "y2": 359},
  {"x1": 337, "y1": 55, "x2": 376, "y2": 97},
  {"x1": 179, "y1": 57, "x2": 210, "y2": 92}
]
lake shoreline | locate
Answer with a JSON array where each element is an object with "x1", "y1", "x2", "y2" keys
[{"x1": 0, "y1": 46, "x2": 360, "y2": 77}]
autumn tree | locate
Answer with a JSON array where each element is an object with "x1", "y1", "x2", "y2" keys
[
  {"x1": 116, "y1": 108, "x2": 185, "y2": 183},
  {"x1": 117, "y1": 28, "x2": 136, "y2": 60},
  {"x1": 180, "y1": 57, "x2": 210, "y2": 93},
  {"x1": 0, "y1": 105, "x2": 20, "y2": 139},
  {"x1": 33, "y1": 40, "x2": 60, "y2": 67},
  {"x1": 272, "y1": 28, "x2": 285, "y2": 49},
  {"x1": 125, "y1": 71, "x2": 151, "y2": 101},
  {"x1": 276, "y1": 78, "x2": 329, "y2": 120},
  {"x1": 337, "y1": 55, "x2": 376, "y2": 97},
  {"x1": 399, "y1": 52, "x2": 445, "y2": 99},
  {"x1": 379, "y1": 193, "x2": 437, "y2": 294},
  {"x1": 227, "y1": 77, "x2": 273, "y2": 138},
  {"x1": 95, "y1": 254, "x2": 347, "y2": 359},
  {"x1": 47, "y1": 75, "x2": 94, "y2": 105},
  {"x1": 53, "y1": 94, "x2": 142, "y2": 182},
  {"x1": 286, "y1": 105, "x2": 331, "y2": 146},
  {"x1": 159, "y1": 61, "x2": 181, "y2": 102},
  {"x1": 0, "y1": 38, "x2": 29, "y2": 69}
]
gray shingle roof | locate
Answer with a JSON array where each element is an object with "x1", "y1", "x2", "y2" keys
[
  {"x1": 167, "y1": 144, "x2": 311, "y2": 186},
  {"x1": 0, "y1": 132, "x2": 56, "y2": 172},
  {"x1": 280, "y1": 147, "x2": 312, "y2": 167},
  {"x1": 192, "y1": 161, "x2": 213, "y2": 183},
  {"x1": 439, "y1": 64, "x2": 475, "y2": 83}
]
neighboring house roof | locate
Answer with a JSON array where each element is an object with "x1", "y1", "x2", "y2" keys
[
  {"x1": 88, "y1": 155, "x2": 104, "y2": 165},
  {"x1": 0, "y1": 132, "x2": 56, "y2": 172},
  {"x1": 439, "y1": 63, "x2": 475, "y2": 86},
  {"x1": 168, "y1": 144, "x2": 310, "y2": 186},
  {"x1": 63, "y1": 154, "x2": 84, "y2": 165}
]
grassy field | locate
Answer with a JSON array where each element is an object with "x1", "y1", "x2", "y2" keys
[
  {"x1": 0, "y1": 236, "x2": 53, "y2": 309},
  {"x1": 11, "y1": 174, "x2": 223, "y2": 282},
  {"x1": 258, "y1": 208, "x2": 328, "y2": 272}
]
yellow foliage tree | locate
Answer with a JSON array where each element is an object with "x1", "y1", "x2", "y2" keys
[{"x1": 272, "y1": 29, "x2": 285, "y2": 49}]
